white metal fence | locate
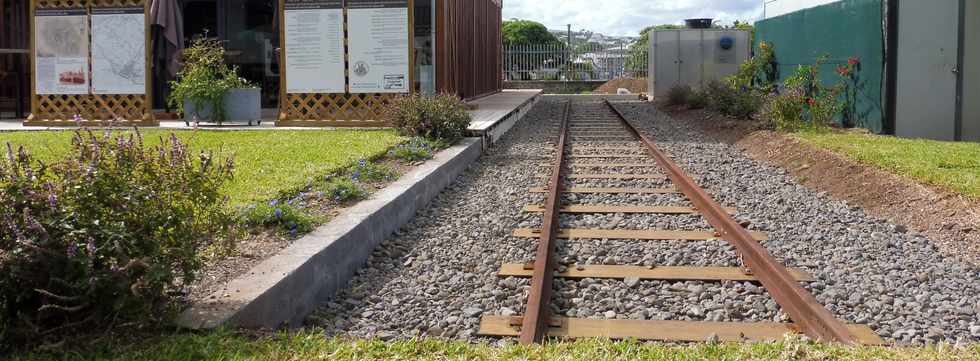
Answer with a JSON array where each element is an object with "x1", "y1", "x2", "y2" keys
[{"x1": 503, "y1": 43, "x2": 649, "y2": 82}]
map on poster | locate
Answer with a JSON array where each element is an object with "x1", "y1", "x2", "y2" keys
[
  {"x1": 347, "y1": 0, "x2": 410, "y2": 93},
  {"x1": 34, "y1": 9, "x2": 89, "y2": 94},
  {"x1": 284, "y1": 0, "x2": 346, "y2": 93},
  {"x1": 91, "y1": 8, "x2": 146, "y2": 94}
]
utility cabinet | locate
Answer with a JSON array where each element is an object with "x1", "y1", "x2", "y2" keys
[
  {"x1": 894, "y1": 0, "x2": 979, "y2": 141},
  {"x1": 647, "y1": 29, "x2": 751, "y2": 100}
]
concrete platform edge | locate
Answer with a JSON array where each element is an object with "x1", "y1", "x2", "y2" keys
[{"x1": 176, "y1": 137, "x2": 484, "y2": 330}]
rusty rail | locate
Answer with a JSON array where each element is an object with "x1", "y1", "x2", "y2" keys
[
  {"x1": 604, "y1": 99, "x2": 858, "y2": 344},
  {"x1": 519, "y1": 101, "x2": 570, "y2": 344}
]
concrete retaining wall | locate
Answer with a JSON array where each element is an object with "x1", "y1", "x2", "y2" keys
[{"x1": 177, "y1": 138, "x2": 484, "y2": 329}]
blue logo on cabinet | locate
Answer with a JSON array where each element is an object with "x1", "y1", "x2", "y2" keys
[{"x1": 720, "y1": 36, "x2": 735, "y2": 50}]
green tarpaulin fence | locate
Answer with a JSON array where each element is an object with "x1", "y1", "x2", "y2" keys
[{"x1": 756, "y1": 0, "x2": 886, "y2": 133}]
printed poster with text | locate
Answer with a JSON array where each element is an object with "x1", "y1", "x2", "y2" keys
[
  {"x1": 284, "y1": 0, "x2": 346, "y2": 93},
  {"x1": 347, "y1": 0, "x2": 410, "y2": 93},
  {"x1": 34, "y1": 9, "x2": 89, "y2": 95},
  {"x1": 90, "y1": 7, "x2": 146, "y2": 94}
]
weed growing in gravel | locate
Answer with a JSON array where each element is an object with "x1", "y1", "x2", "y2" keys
[
  {"x1": 350, "y1": 159, "x2": 398, "y2": 182},
  {"x1": 322, "y1": 178, "x2": 367, "y2": 203}
]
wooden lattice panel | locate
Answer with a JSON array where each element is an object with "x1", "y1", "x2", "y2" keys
[
  {"x1": 26, "y1": 0, "x2": 157, "y2": 127},
  {"x1": 277, "y1": 93, "x2": 394, "y2": 127}
]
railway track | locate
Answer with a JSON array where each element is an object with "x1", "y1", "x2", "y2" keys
[{"x1": 477, "y1": 100, "x2": 884, "y2": 345}]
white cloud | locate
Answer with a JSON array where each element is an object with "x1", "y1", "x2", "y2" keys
[{"x1": 502, "y1": 0, "x2": 764, "y2": 36}]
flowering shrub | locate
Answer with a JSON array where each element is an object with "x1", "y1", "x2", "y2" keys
[
  {"x1": 762, "y1": 56, "x2": 854, "y2": 131},
  {"x1": 384, "y1": 94, "x2": 472, "y2": 142},
  {"x1": 240, "y1": 199, "x2": 316, "y2": 238},
  {"x1": 322, "y1": 178, "x2": 367, "y2": 202},
  {"x1": 836, "y1": 57, "x2": 861, "y2": 127},
  {"x1": 350, "y1": 159, "x2": 397, "y2": 183},
  {"x1": 729, "y1": 41, "x2": 778, "y2": 93},
  {"x1": 0, "y1": 130, "x2": 235, "y2": 344},
  {"x1": 388, "y1": 137, "x2": 442, "y2": 163}
]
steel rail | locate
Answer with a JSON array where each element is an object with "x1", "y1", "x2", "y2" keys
[
  {"x1": 604, "y1": 100, "x2": 858, "y2": 344},
  {"x1": 519, "y1": 101, "x2": 571, "y2": 344}
]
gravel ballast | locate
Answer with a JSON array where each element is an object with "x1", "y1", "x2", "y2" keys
[{"x1": 308, "y1": 98, "x2": 980, "y2": 345}]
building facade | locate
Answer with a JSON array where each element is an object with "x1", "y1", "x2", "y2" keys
[{"x1": 0, "y1": 0, "x2": 501, "y2": 122}]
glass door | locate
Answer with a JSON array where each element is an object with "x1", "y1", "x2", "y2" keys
[{"x1": 0, "y1": 0, "x2": 29, "y2": 119}]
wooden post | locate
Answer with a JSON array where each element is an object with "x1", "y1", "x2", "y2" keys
[
  {"x1": 277, "y1": 0, "x2": 286, "y2": 120},
  {"x1": 27, "y1": 0, "x2": 35, "y2": 122},
  {"x1": 408, "y1": 0, "x2": 414, "y2": 94},
  {"x1": 144, "y1": 0, "x2": 153, "y2": 122}
]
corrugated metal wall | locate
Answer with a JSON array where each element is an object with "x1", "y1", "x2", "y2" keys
[
  {"x1": 756, "y1": 0, "x2": 886, "y2": 133},
  {"x1": 436, "y1": 0, "x2": 502, "y2": 100}
]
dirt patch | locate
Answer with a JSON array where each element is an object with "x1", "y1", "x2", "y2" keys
[
  {"x1": 666, "y1": 107, "x2": 980, "y2": 266},
  {"x1": 594, "y1": 77, "x2": 647, "y2": 95}
]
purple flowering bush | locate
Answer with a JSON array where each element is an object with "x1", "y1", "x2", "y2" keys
[
  {"x1": 383, "y1": 94, "x2": 471, "y2": 142},
  {"x1": 0, "y1": 130, "x2": 235, "y2": 343}
]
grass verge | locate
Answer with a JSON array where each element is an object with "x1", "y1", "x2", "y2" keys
[
  {"x1": 794, "y1": 130, "x2": 980, "y2": 198},
  {"x1": 0, "y1": 129, "x2": 404, "y2": 206},
  {"x1": 12, "y1": 330, "x2": 980, "y2": 361}
]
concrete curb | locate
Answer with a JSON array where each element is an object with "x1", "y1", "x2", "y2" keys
[{"x1": 177, "y1": 137, "x2": 483, "y2": 329}]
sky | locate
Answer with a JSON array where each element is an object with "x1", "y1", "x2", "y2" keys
[{"x1": 502, "y1": 0, "x2": 765, "y2": 37}]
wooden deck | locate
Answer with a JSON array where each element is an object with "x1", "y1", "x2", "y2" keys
[{"x1": 466, "y1": 89, "x2": 542, "y2": 145}]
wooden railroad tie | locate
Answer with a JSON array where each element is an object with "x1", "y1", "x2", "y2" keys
[
  {"x1": 477, "y1": 316, "x2": 884, "y2": 345},
  {"x1": 512, "y1": 228, "x2": 769, "y2": 241},
  {"x1": 566, "y1": 154, "x2": 650, "y2": 159},
  {"x1": 536, "y1": 174, "x2": 666, "y2": 180},
  {"x1": 521, "y1": 204, "x2": 734, "y2": 214},
  {"x1": 538, "y1": 163, "x2": 659, "y2": 167},
  {"x1": 497, "y1": 264, "x2": 813, "y2": 282},
  {"x1": 529, "y1": 187, "x2": 678, "y2": 194}
]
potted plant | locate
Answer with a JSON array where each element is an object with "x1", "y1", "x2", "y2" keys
[{"x1": 168, "y1": 38, "x2": 261, "y2": 126}]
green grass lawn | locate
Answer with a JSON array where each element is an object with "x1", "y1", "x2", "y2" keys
[
  {"x1": 0, "y1": 129, "x2": 404, "y2": 206},
  {"x1": 12, "y1": 330, "x2": 979, "y2": 361},
  {"x1": 794, "y1": 130, "x2": 980, "y2": 199}
]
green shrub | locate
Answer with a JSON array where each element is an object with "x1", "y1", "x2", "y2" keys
[
  {"x1": 321, "y1": 178, "x2": 367, "y2": 203},
  {"x1": 760, "y1": 86, "x2": 806, "y2": 130},
  {"x1": 168, "y1": 38, "x2": 253, "y2": 123},
  {"x1": 727, "y1": 90, "x2": 764, "y2": 119},
  {"x1": 686, "y1": 89, "x2": 708, "y2": 109},
  {"x1": 666, "y1": 85, "x2": 692, "y2": 106},
  {"x1": 388, "y1": 138, "x2": 439, "y2": 163},
  {"x1": 350, "y1": 159, "x2": 397, "y2": 183},
  {"x1": 0, "y1": 130, "x2": 235, "y2": 346},
  {"x1": 383, "y1": 94, "x2": 472, "y2": 143},
  {"x1": 703, "y1": 80, "x2": 735, "y2": 113},
  {"x1": 702, "y1": 80, "x2": 762, "y2": 119},
  {"x1": 240, "y1": 201, "x2": 317, "y2": 237},
  {"x1": 729, "y1": 41, "x2": 778, "y2": 93}
]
